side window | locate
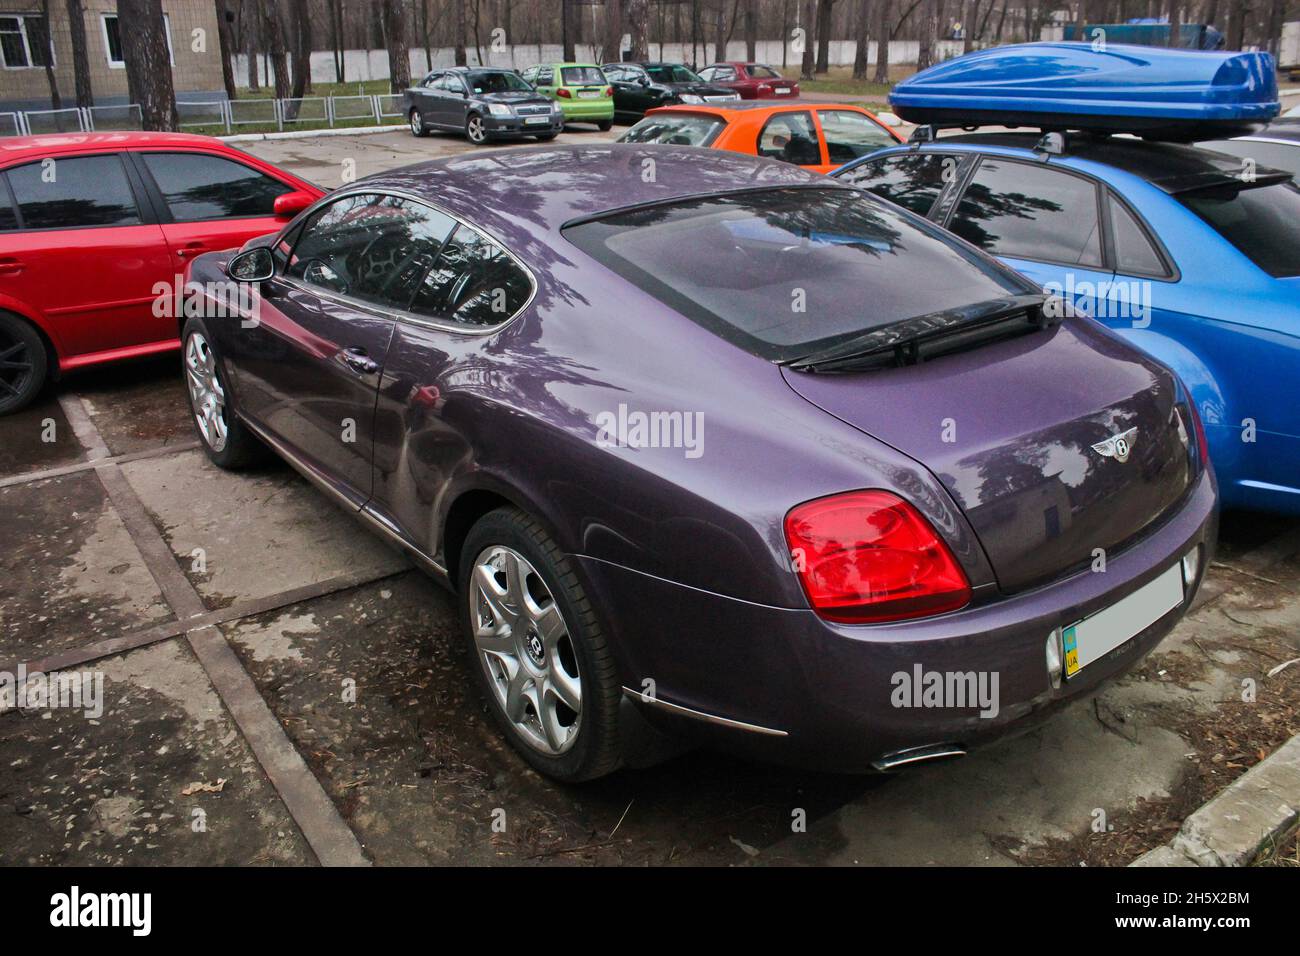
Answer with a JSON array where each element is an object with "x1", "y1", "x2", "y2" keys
[
  {"x1": 287, "y1": 194, "x2": 457, "y2": 309},
  {"x1": 838, "y1": 153, "x2": 961, "y2": 217},
  {"x1": 521, "y1": 66, "x2": 536, "y2": 84},
  {"x1": 818, "y1": 110, "x2": 897, "y2": 164},
  {"x1": 141, "y1": 152, "x2": 293, "y2": 221},
  {"x1": 421, "y1": 72, "x2": 440, "y2": 88},
  {"x1": 1108, "y1": 194, "x2": 1168, "y2": 277},
  {"x1": 713, "y1": 66, "x2": 737, "y2": 81},
  {"x1": 757, "y1": 111, "x2": 821, "y2": 166},
  {"x1": 410, "y1": 223, "x2": 532, "y2": 328},
  {"x1": 7, "y1": 154, "x2": 140, "y2": 229},
  {"x1": 949, "y1": 159, "x2": 1103, "y2": 267},
  {"x1": 0, "y1": 181, "x2": 17, "y2": 231},
  {"x1": 441, "y1": 74, "x2": 466, "y2": 94},
  {"x1": 537, "y1": 68, "x2": 554, "y2": 86}
]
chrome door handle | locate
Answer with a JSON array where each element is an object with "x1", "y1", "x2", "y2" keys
[{"x1": 340, "y1": 347, "x2": 379, "y2": 375}]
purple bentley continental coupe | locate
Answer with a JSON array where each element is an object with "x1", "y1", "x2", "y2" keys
[{"x1": 184, "y1": 145, "x2": 1216, "y2": 782}]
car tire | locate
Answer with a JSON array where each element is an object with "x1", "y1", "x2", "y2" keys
[
  {"x1": 0, "y1": 311, "x2": 48, "y2": 416},
  {"x1": 459, "y1": 507, "x2": 623, "y2": 782},
  {"x1": 181, "y1": 316, "x2": 268, "y2": 470},
  {"x1": 409, "y1": 108, "x2": 429, "y2": 137},
  {"x1": 597, "y1": 119, "x2": 612, "y2": 132},
  {"x1": 465, "y1": 112, "x2": 488, "y2": 145}
]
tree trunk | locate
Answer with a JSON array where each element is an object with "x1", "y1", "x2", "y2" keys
[
  {"x1": 800, "y1": 0, "x2": 817, "y2": 78},
  {"x1": 873, "y1": 0, "x2": 891, "y2": 82},
  {"x1": 713, "y1": 0, "x2": 726, "y2": 62},
  {"x1": 1168, "y1": 0, "x2": 1182, "y2": 46},
  {"x1": 215, "y1": 0, "x2": 238, "y2": 100},
  {"x1": 1264, "y1": 0, "x2": 1283, "y2": 56},
  {"x1": 244, "y1": 0, "x2": 261, "y2": 91},
  {"x1": 603, "y1": 0, "x2": 623, "y2": 63},
  {"x1": 815, "y1": 0, "x2": 834, "y2": 73},
  {"x1": 743, "y1": 0, "x2": 757, "y2": 59},
  {"x1": 66, "y1": 0, "x2": 94, "y2": 108},
  {"x1": 627, "y1": 0, "x2": 649, "y2": 61},
  {"x1": 118, "y1": 0, "x2": 178, "y2": 130},
  {"x1": 852, "y1": 0, "x2": 870, "y2": 78},
  {"x1": 37, "y1": 0, "x2": 61, "y2": 109},
  {"x1": 455, "y1": 0, "x2": 467, "y2": 65},
  {"x1": 961, "y1": 0, "x2": 972, "y2": 50},
  {"x1": 917, "y1": 0, "x2": 935, "y2": 70},
  {"x1": 289, "y1": 0, "x2": 311, "y2": 98},
  {"x1": 381, "y1": 0, "x2": 410, "y2": 92},
  {"x1": 330, "y1": 0, "x2": 344, "y2": 83},
  {"x1": 562, "y1": 0, "x2": 575, "y2": 61},
  {"x1": 260, "y1": 0, "x2": 290, "y2": 100},
  {"x1": 1225, "y1": 0, "x2": 1245, "y2": 49}
]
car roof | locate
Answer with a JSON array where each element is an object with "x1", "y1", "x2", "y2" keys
[
  {"x1": 0, "y1": 130, "x2": 228, "y2": 160},
  {"x1": 355, "y1": 144, "x2": 834, "y2": 248},
  {"x1": 650, "y1": 101, "x2": 866, "y2": 118},
  {"x1": 909, "y1": 131, "x2": 1291, "y2": 193}
]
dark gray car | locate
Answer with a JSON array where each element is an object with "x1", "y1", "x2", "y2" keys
[{"x1": 405, "y1": 67, "x2": 564, "y2": 145}]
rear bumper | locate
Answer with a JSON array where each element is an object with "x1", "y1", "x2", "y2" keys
[
  {"x1": 577, "y1": 470, "x2": 1217, "y2": 773},
  {"x1": 557, "y1": 99, "x2": 614, "y2": 120}
]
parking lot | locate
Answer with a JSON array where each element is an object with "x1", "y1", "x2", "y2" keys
[{"x1": 1, "y1": 127, "x2": 1297, "y2": 866}]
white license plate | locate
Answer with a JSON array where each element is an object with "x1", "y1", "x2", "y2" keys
[
  {"x1": 524, "y1": 116, "x2": 551, "y2": 124},
  {"x1": 774, "y1": 88, "x2": 792, "y2": 95},
  {"x1": 1063, "y1": 563, "x2": 1183, "y2": 678},
  {"x1": 577, "y1": 90, "x2": 600, "y2": 99}
]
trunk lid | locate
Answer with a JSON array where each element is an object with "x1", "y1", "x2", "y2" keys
[{"x1": 781, "y1": 320, "x2": 1195, "y2": 593}]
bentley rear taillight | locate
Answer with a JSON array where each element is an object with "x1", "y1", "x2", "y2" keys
[{"x1": 784, "y1": 490, "x2": 972, "y2": 624}]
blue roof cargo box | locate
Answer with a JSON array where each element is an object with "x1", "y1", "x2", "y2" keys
[{"x1": 889, "y1": 42, "x2": 1279, "y2": 140}]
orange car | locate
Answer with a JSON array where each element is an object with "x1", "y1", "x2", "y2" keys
[{"x1": 618, "y1": 101, "x2": 903, "y2": 174}]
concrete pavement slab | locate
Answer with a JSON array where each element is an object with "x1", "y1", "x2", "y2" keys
[{"x1": 119, "y1": 449, "x2": 409, "y2": 611}]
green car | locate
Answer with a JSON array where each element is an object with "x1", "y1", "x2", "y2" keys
[{"x1": 521, "y1": 62, "x2": 614, "y2": 130}]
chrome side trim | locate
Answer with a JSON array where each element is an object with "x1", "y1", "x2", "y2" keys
[
  {"x1": 621, "y1": 687, "x2": 788, "y2": 737},
  {"x1": 239, "y1": 415, "x2": 448, "y2": 579},
  {"x1": 871, "y1": 743, "x2": 967, "y2": 772}
]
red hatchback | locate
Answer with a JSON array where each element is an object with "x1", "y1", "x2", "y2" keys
[
  {"x1": 697, "y1": 62, "x2": 800, "y2": 99},
  {"x1": 0, "y1": 131, "x2": 321, "y2": 414}
]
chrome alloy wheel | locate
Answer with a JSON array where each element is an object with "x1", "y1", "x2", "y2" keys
[
  {"x1": 185, "y1": 332, "x2": 228, "y2": 452},
  {"x1": 466, "y1": 114, "x2": 486, "y2": 143},
  {"x1": 471, "y1": 545, "x2": 582, "y2": 755},
  {"x1": 409, "y1": 109, "x2": 423, "y2": 135}
]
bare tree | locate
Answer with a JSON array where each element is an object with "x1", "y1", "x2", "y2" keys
[
  {"x1": 381, "y1": 0, "x2": 412, "y2": 91},
  {"x1": 118, "y1": 0, "x2": 178, "y2": 130},
  {"x1": 289, "y1": 0, "x2": 312, "y2": 97},
  {"x1": 815, "y1": 0, "x2": 835, "y2": 72},
  {"x1": 800, "y1": 0, "x2": 817, "y2": 78},
  {"x1": 215, "y1": 0, "x2": 238, "y2": 100},
  {"x1": 852, "y1": 0, "x2": 871, "y2": 78},
  {"x1": 743, "y1": 0, "x2": 758, "y2": 59},
  {"x1": 1225, "y1": 0, "x2": 1245, "y2": 49},
  {"x1": 916, "y1": 0, "x2": 936, "y2": 70},
  {"x1": 260, "y1": 0, "x2": 290, "y2": 99},
  {"x1": 242, "y1": 0, "x2": 260, "y2": 91},
  {"x1": 603, "y1": 0, "x2": 624, "y2": 62},
  {"x1": 1168, "y1": 0, "x2": 1182, "y2": 45},
  {"x1": 36, "y1": 0, "x2": 60, "y2": 109},
  {"x1": 627, "y1": 0, "x2": 650, "y2": 60},
  {"x1": 873, "y1": 0, "x2": 891, "y2": 82},
  {"x1": 66, "y1": 0, "x2": 94, "y2": 107},
  {"x1": 455, "y1": 0, "x2": 468, "y2": 65},
  {"x1": 329, "y1": 0, "x2": 345, "y2": 82}
]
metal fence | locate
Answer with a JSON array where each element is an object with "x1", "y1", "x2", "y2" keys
[{"x1": 4, "y1": 94, "x2": 409, "y2": 136}]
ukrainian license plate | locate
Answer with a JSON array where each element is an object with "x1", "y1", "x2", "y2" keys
[
  {"x1": 525, "y1": 116, "x2": 551, "y2": 124},
  {"x1": 578, "y1": 89, "x2": 600, "y2": 99},
  {"x1": 1063, "y1": 563, "x2": 1183, "y2": 678},
  {"x1": 775, "y1": 87, "x2": 793, "y2": 95}
]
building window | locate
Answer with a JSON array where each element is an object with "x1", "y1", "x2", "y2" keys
[
  {"x1": 0, "y1": 14, "x2": 53, "y2": 70},
  {"x1": 101, "y1": 12, "x2": 174, "y2": 69}
]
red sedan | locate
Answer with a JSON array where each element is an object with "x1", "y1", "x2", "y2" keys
[
  {"x1": 0, "y1": 131, "x2": 321, "y2": 414},
  {"x1": 697, "y1": 62, "x2": 800, "y2": 99}
]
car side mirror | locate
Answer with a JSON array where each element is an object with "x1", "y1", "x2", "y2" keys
[
  {"x1": 227, "y1": 246, "x2": 274, "y2": 283},
  {"x1": 273, "y1": 190, "x2": 314, "y2": 219}
]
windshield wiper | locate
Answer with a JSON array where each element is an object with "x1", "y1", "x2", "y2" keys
[{"x1": 783, "y1": 294, "x2": 1051, "y2": 373}]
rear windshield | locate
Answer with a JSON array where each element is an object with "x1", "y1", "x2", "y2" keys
[
  {"x1": 619, "y1": 113, "x2": 724, "y2": 147},
  {"x1": 1178, "y1": 181, "x2": 1300, "y2": 278},
  {"x1": 561, "y1": 66, "x2": 605, "y2": 86},
  {"x1": 564, "y1": 187, "x2": 1032, "y2": 362}
]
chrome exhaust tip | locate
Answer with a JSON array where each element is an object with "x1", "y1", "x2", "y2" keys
[{"x1": 871, "y1": 743, "x2": 967, "y2": 772}]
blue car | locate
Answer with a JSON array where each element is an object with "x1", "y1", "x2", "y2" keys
[{"x1": 834, "y1": 44, "x2": 1300, "y2": 514}]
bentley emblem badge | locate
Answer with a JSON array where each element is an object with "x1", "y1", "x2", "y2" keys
[{"x1": 1092, "y1": 427, "x2": 1138, "y2": 463}]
